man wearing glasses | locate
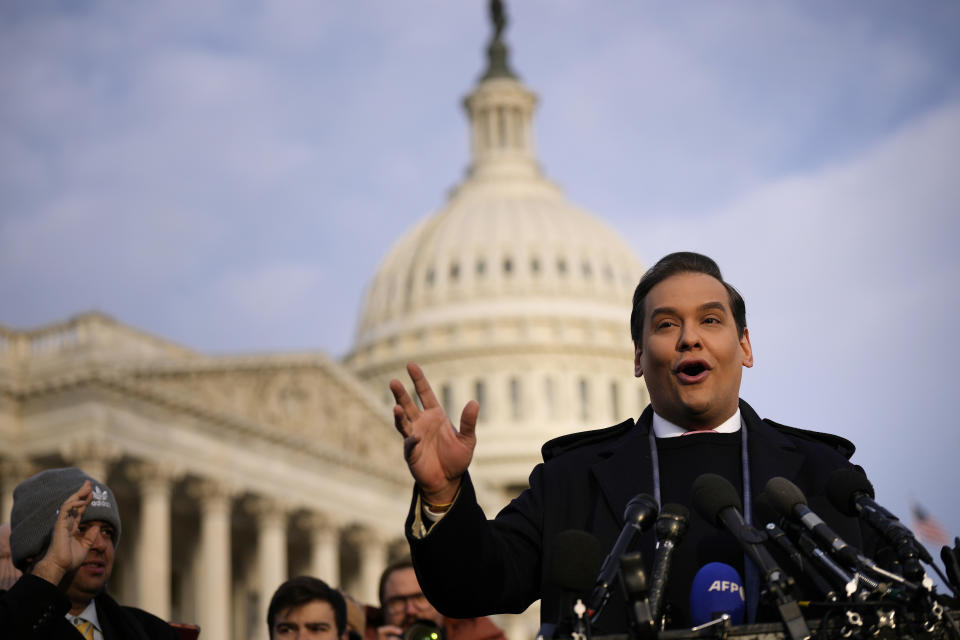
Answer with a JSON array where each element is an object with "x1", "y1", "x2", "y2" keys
[{"x1": 376, "y1": 558, "x2": 505, "y2": 640}]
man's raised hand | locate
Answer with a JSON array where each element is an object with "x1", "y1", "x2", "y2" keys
[
  {"x1": 389, "y1": 362, "x2": 478, "y2": 506},
  {"x1": 31, "y1": 480, "x2": 98, "y2": 586}
]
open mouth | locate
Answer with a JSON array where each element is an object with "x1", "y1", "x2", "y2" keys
[{"x1": 675, "y1": 360, "x2": 710, "y2": 382}]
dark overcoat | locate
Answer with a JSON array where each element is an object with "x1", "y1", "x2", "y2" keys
[{"x1": 407, "y1": 399, "x2": 873, "y2": 633}]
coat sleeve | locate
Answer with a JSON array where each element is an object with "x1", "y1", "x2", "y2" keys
[
  {"x1": 0, "y1": 574, "x2": 71, "y2": 637},
  {"x1": 406, "y1": 469, "x2": 546, "y2": 618}
]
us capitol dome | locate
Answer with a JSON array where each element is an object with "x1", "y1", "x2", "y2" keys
[{"x1": 345, "y1": 4, "x2": 648, "y2": 508}]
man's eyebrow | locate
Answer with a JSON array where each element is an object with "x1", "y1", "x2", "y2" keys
[
  {"x1": 649, "y1": 302, "x2": 727, "y2": 318},
  {"x1": 699, "y1": 301, "x2": 728, "y2": 314},
  {"x1": 649, "y1": 306, "x2": 677, "y2": 318}
]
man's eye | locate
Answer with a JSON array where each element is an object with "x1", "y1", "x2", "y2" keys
[{"x1": 703, "y1": 317, "x2": 721, "y2": 324}]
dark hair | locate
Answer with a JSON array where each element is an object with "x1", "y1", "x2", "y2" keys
[
  {"x1": 267, "y1": 576, "x2": 347, "y2": 638},
  {"x1": 630, "y1": 251, "x2": 747, "y2": 343},
  {"x1": 378, "y1": 556, "x2": 415, "y2": 608}
]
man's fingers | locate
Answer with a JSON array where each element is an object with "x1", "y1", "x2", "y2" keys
[
  {"x1": 393, "y1": 404, "x2": 410, "y2": 436},
  {"x1": 459, "y1": 400, "x2": 480, "y2": 439},
  {"x1": 377, "y1": 625, "x2": 404, "y2": 640},
  {"x1": 59, "y1": 480, "x2": 93, "y2": 522},
  {"x1": 388, "y1": 378, "x2": 407, "y2": 403},
  {"x1": 389, "y1": 377, "x2": 420, "y2": 420},
  {"x1": 407, "y1": 362, "x2": 440, "y2": 410},
  {"x1": 78, "y1": 523, "x2": 99, "y2": 547}
]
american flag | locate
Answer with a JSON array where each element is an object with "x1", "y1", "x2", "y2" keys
[{"x1": 911, "y1": 502, "x2": 950, "y2": 546}]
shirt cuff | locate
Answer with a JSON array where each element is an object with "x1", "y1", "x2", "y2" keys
[{"x1": 410, "y1": 488, "x2": 460, "y2": 539}]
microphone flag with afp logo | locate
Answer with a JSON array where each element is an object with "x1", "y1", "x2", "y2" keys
[{"x1": 689, "y1": 562, "x2": 745, "y2": 627}]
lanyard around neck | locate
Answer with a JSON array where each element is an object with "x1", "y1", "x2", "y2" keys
[
  {"x1": 646, "y1": 416, "x2": 759, "y2": 622},
  {"x1": 646, "y1": 416, "x2": 751, "y2": 522}
]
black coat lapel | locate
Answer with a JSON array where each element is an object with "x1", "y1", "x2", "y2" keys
[
  {"x1": 591, "y1": 406, "x2": 656, "y2": 527},
  {"x1": 96, "y1": 593, "x2": 151, "y2": 640},
  {"x1": 740, "y1": 399, "x2": 803, "y2": 500}
]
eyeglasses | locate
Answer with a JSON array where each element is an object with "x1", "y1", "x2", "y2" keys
[{"x1": 384, "y1": 592, "x2": 429, "y2": 616}]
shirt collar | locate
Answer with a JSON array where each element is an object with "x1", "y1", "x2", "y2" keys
[
  {"x1": 652, "y1": 408, "x2": 742, "y2": 438},
  {"x1": 69, "y1": 600, "x2": 101, "y2": 634}
]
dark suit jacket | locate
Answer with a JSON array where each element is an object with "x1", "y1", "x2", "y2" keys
[
  {"x1": 407, "y1": 399, "x2": 874, "y2": 633},
  {"x1": 0, "y1": 573, "x2": 180, "y2": 639}
]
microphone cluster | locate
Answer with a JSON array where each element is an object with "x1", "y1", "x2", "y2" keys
[{"x1": 545, "y1": 471, "x2": 960, "y2": 640}]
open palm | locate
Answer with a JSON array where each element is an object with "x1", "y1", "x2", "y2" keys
[{"x1": 390, "y1": 363, "x2": 478, "y2": 503}]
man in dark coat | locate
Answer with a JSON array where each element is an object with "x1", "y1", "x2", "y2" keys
[
  {"x1": 0, "y1": 467, "x2": 178, "y2": 639},
  {"x1": 390, "y1": 252, "x2": 879, "y2": 632}
]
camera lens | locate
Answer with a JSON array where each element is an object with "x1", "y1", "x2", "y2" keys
[{"x1": 403, "y1": 620, "x2": 442, "y2": 640}]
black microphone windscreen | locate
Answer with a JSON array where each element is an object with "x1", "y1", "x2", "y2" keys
[
  {"x1": 624, "y1": 493, "x2": 659, "y2": 528},
  {"x1": 691, "y1": 473, "x2": 742, "y2": 526},
  {"x1": 551, "y1": 529, "x2": 604, "y2": 594},
  {"x1": 825, "y1": 468, "x2": 874, "y2": 517},
  {"x1": 765, "y1": 477, "x2": 807, "y2": 517}
]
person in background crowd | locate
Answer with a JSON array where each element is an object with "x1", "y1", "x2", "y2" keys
[
  {"x1": 0, "y1": 522, "x2": 23, "y2": 591},
  {"x1": 268, "y1": 575, "x2": 346, "y2": 640},
  {"x1": 0, "y1": 467, "x2": 178, "y2": 639},
  {"x1": 376, "y1": 557, "x2": 505, "y2": 640},
  {"x1": 340, "y1": 590, "x2": 367, "y2": 640}
]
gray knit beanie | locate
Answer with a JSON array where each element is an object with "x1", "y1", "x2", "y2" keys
[{"x1": 9, "y1": 467, "x2": 122, "y2": 571}]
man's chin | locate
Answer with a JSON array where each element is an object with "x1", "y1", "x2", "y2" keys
[{"x1": 66, "y1": 579, "x2": 108, "y2": 604}]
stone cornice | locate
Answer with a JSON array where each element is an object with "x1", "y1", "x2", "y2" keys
[
  {"x1": 2, "y1": 352, "x2": 389, "y2": 416},
  {"x1": 1, "y1": 365, "x2": 407, "y2": 486},
  {"x1": 349, "y1": 340, "x2": 634, "y2": 379},
  {"x1": 0, "y1": 311, "x2": 195, "y2": 366}
]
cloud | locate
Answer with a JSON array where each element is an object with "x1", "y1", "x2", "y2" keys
[{"x1": 520, "y1": 2, "x2": 960, "y2": 215}]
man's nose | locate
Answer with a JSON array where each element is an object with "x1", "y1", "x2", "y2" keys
[
  {"x1": 678, "y1": 323, "x2": 702, "y2": 349},
  {"x1": 89, "y1": 528, "x2": 109, "y2": 550}
]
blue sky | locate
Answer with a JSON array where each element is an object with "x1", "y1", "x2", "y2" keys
[{"x1": 2, "y1": 2, "x2": 959, "y2": 562}]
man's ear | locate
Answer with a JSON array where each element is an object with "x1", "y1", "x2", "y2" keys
[
  {"x1": 740, "y1": 327, "x2": 754, "y2": 368},
  {"x1": 634, "y1": 343, "x2": 643, "y2": 377}
]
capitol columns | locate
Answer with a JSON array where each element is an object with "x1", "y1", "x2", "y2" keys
[
  {"x1": 188, "y1": 478, "x2": 236, "y2": 640},
  {"x1": 347, "y1": 526, "x2": 391, "y2": 606},
  {"x1": 127, "y1": 461, "x2": 182, "y2": 619},
  {"x1": 297, "y1": 512, "x2": 342, "y2": 585},
  {"x1": 248, "y1": 496, "x2": 291, "y2": 637}
]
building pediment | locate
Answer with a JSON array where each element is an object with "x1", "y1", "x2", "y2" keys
[
  {"x1": 4, "y1": 352, "x2": 402, "y2": 479},
  {"x1": 127, "y1": 355, "x2": 397, "y2": 466}
]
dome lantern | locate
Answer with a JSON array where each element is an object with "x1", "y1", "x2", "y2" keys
[
  {"x1": 346, "y1": 0, "x2": 647, "y2": 510},
  {"x1": 463, "y1": 0, "x2": 541, "y2": 182}
]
